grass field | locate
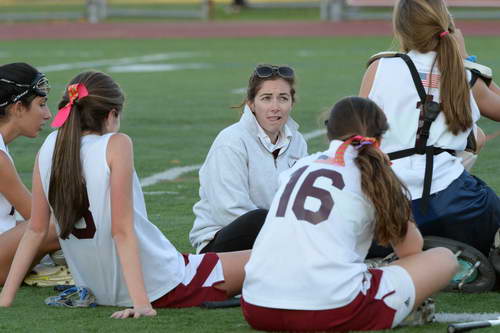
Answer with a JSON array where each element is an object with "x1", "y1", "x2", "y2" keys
[{"x1": 0, "y1": 34, "x2": 499, "y2": 332}]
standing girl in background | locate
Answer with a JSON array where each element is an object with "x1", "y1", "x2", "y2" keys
[
  {"x1": 190, "y1": 64, "x2": 307, "y2": 254},
  {"x1": 241, "y1": 97, "x2": 457, "y2": 332},
  {"x1": 359, "y1": 0, "x2": 500, "y2": 257},
  {"x1": 0, "y1": 71, "x2": 249, "y2": 318},
  {"x1": 0, "y1": 62, "x2": 59, "y2": 284}
]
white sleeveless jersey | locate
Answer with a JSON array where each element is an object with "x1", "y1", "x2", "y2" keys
[
  {"x1": 369, "y1": 50, "x2": 480, "y2": 199},
  {"x1": 0, "y1": 134, "x2": 16, "y2": 233},
  {"x1": 243, "y1": 140, "x2": 375, "y2": 310},
  {"x1": 38, "y1": 131, "x2": 185, "y2": 307}
]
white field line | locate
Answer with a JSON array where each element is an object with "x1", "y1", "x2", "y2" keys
[
  {"x1": 141, "y1": 164, "x2": 202, "y2": 187},
  {"x1": 435, "y1": 312, "x2": 500, "y2": 323},
  {"x1": 231, "y1": 87, "x2": 247, "y2": 94},
  {"x1": 39, "y1": 52, "x2": 205, "y2": 73},
  {"x1": 139, "y1": 128, "x2": 327, "y2": 187},
  {"x1": 108, "y1": 63, "x2": 210, "y2": 73},
  {"x1": 303, "y1": 129, "x2": 326, "y2": 140},
  {"x1": 143, "y1": 191, "x2": 179, "y2": 195}
]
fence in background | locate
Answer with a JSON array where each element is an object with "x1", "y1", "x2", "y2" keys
[
  {"x1": 321, "y1": 0, "x2": 500, "y2": 21},
  {"x1": 0, "y1": 0, "x2": 212, "y2": 23},
  {"x1": 2, "y1": 0, "x2": 500, "y2": 22}
]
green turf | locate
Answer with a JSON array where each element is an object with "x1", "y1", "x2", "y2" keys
[{"x1": 0, "y1": 36, "x2": 499, "y2": 331}]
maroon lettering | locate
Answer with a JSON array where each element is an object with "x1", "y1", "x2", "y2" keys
[
  {"x1": 276, "y1": 168, "x2": 345, "y2": 225},
  {"x1": 72, "y1": 193, "x2": 96, "y2": 239},
  {"x1": 276, "y1": 166, "x2": 307, "y2": 217}
]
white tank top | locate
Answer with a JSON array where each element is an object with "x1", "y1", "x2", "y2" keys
[
  {"x1": 38, "y1": 131, "x2": 185, "y2": 306},
  {"x1": 243, "y1": 140, "x2": 374, "y2": 310},
  {"x1": 369, "y1": 50, "x2": 480, "y2": 199},
  {"x1": 0, "y1": 134, "x2": 17, "y2": 234}
]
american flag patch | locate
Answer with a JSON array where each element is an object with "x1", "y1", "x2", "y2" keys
[{"x1": 419, "y1": 72, "x2": 440, "y2": 88}]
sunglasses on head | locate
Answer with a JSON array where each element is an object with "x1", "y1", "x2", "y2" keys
[
  {"x1": 254, "y1": 65, "x2": 294, "y2": 79},
  {"x1": 0, "y1": 72, "x2": 50, "y2": 108}
]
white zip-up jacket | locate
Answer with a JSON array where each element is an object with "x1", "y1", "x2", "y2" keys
[{"x1": 189, "y1": 106, "x2": 308, "y2": 252}]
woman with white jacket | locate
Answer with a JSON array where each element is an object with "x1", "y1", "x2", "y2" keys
[{"x1": 190, "y1": 64, "x2": 308, "y2": 253}]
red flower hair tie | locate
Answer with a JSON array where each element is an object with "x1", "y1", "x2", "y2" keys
[{"x1": 51, "y1": 83, "x2": 89, "y2": 128}]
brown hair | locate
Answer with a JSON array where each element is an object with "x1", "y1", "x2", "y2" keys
[
  {"x1": 394, "y1": 0, "x2": 471, "y2": 135},
  {"x1": 327, "y1": 97, "x2": 413, "y2": 246},
  {"x1": 49, "y1": 71, "x2": 124, "y2": 239},
  {"x1": 239, "y1": 64, "x2": 296, "y2": 108}
]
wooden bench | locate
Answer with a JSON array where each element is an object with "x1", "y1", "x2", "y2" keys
[{"x1": 321, "y1": 0, "x2": 500, "y2": 21}]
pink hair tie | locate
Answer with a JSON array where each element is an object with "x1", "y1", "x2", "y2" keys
[
  {"x1": 51, "y1": 83, "x2": 89, "y2": 128},
  {"x1": 439, "y1": 31, "x2": 450, "y2": 38}
]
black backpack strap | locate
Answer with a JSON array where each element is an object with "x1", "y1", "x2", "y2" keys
[
  {"x1": 392, "y1": 53, "x2": 443, "y2": 215},
  {"x1": 470, "y1": 70, "x2": 479, "y2": 88},
  {"x1": 396, "y1": 53, "x2": 428, "y2": 104}
]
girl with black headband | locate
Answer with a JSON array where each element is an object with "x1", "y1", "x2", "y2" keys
[
  {"x1": 190, "y1": 64, "x2": 308, "y2": 254},
  {"x1": 0, "y1": 62, "x2": 60, "y2": 284},
  {"x1": 359, "y1": 0, "x2": 500, "y2": 261}
]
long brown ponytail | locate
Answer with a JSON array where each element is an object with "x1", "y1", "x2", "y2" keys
[
  {"x1": 49, "y1": 71, "x2": 124, "y2": 239},
  {"x1": 327, "y1": 97, "x2": 413, "y2": 246},
  {"x1": 394, "y1": 0, "x2": 472, "y2": 135}
]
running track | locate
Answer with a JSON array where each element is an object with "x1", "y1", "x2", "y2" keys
[{"x1": 1, "y1": 20, "x2": 500, "y2": 40}]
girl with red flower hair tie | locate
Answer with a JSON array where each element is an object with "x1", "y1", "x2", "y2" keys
[{"x1": 0, "y1": 71, "x2": 250, "y2": 317}]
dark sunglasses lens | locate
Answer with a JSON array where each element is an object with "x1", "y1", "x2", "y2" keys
[
  {"x1": 255, "y1": 66, "x2": 273, "y2": 78},
  {"x1": 278, "y1": 67, "x2": 294, "y2": 78}
]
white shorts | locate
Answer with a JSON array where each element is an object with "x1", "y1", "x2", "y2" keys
[{"x1": 375, "y1": 265, "x2": 416, "y2": 327}]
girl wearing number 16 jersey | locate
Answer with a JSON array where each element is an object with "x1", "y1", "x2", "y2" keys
[{"x1": 241, "y1": 97, "x2": 458, "y2": 332}]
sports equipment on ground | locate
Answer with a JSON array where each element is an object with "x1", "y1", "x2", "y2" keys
[
  {"x1": 448, "y1": 317, "x2": 500, "y2": 332},
  {"x1": 423, "y1": 237, "x2": 496, "y2": 293},
  {"x1": 364, "y1": 236, "x2": 497, "y2": 293},
  {"x1": 24, "y1": 265, "x2": 74, "y2": 287},
  {"x1": 200, "y1": 297, "x2": 241, "y2": 309}
]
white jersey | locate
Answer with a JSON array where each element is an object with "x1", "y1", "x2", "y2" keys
[
  {"x1": 38, "y1": 131, "x2": 185, "y2": 307},
  {"x1": 369, "y1": 50, "x2": 480, "y2": 199},
  {"x1": 0, "y1": 134, "x2": 16, "y2": 233},
  {"x1": 243, "y1": 140, "x2": 375, "y2": 310}
]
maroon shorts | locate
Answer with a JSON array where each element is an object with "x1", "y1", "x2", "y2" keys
[
  {"x1": 241, "y1": 269, "x2": 399, "y2": 332},
  {"x1": 152, "y1": 253, "x2": 228, "y2": 308}
]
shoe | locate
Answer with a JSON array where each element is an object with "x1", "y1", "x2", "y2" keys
[
  {"x1": 399, "y1": 297, "x2": 435, "y2": 327},
  {"x1": 364, "y1": 252, "x2": 398, "y2": 269},
  {"x1": 45, "y1": 286, "x2": 97, "y2": 308}
]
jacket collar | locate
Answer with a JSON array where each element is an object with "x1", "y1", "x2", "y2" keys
[{"x1": 239, "y1": 104, "x2": 299, "y2": 137}]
